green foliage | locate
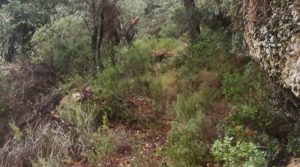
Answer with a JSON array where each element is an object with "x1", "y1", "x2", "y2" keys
[
  {"x1": 118, "y1": 0, "x2": 179, "y2": 35},
  {"x1": 59, "y1": 73, "x2": 127, "y2": 126},
  {"x1": 9, "y1": 121, "x2": 22, "y2": 141},
  {"x1": 59, "y1": 74, "x2": 92, "y2": 92},
  {"x1": 191, "y1": 30, "x2": 231, "y2": 57},
  {"x1": 172, "y1": 5, "x2": 201, "y2": 37},
  {"x1": 175, "y1": 91, "x2": 204, "y2": 122},
  {"x1": 219, "y1": 64, "x2": 293, "y2": 165},
  {"x1": 0, "y1": 0, "x2": 62, "y2": 61},
  {"x1": 287, "y1": 125, "x2": 300, "y2": 156},
  {"x1": 167, "y1": 87, "x2": 218, "y2": 166},
  {"x1": 58, "y1": 95, "x2": 95, "y2": 128},
  {"x1": 31, "y1": 15, "x2": 92, "y2": 74},
  {"x1": 2, "y1": 1, "x2": 300, "y2": 166},
  {"x1": 165, "y1": 25, "x2": 236, "y2": 167},
  {"x1": 148, "y1": 79, "x2": 164, "y2": 103},
  {"x1": 0, "y1": 74, "x2": 10, "y2": 113},
  {"x1": 221, "y1": 64, "x2": 272, "y2": 128},
  {"x1": 178, "y1": 28, "x2": 233, "y2": 76},
  {"x1": 119, "y1": 40, "x2": 152, "y2": 78},
  {"x1": 100, "y1": 66, "x2": 124, "y2": 96},
  {"x1": 87, "y1": 129, "x2": 116, "y2": 165},
  {"x1": 212, "y1": 136, "x2": 267, "y2": 167},
  {"x1": 222, "y1": 66, "x2": 264, "y2": 104},
  {"x1": 118, "y1": 37, "x2": 182, "y2": 98},
  {"x1": 167, "y1": 113, "x2": 212, "y2": 167},
  {"x1": 32, "y1": 158, "x2": 61, "y2": 167},
  {"x1": 159, "y1": 21, "x2": 178, "y2": 38}
]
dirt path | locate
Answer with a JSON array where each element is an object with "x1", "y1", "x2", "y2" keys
[{"x1": 101, "y1": 96, "x2": 172, "y2": 167}]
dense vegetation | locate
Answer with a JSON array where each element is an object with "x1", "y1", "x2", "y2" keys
[{"x1": 0, "y1": 0, "x2": 299, "y2": 166}]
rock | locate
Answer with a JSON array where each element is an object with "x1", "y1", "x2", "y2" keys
[
  {"x1": 72, "y1": 92, "x2": 83, "y2": 101},
  {"x1": 244, "y1": 0, "x2": 300, "y2": 97}
]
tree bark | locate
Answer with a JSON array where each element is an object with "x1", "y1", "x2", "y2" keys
[
  {"x1": 96, "y1": 8, "x2": 104, "y2": 70},
  {"x1": 91, "y1": 26, "x2": 98, "y2": 58},
  {"x1": 5, "y1": 33, "x2": 16, "y2": 62},
  {"x1": 183, "y1": 0, "x2": 200, "y2": 42},
  {"x1": 89, "y1": 0, "x2": 104, "y2": 70}
]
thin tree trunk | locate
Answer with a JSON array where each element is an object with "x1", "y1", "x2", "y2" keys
[
  {"x1": 96, "y1": 9, "x2": 105, "y2": 70},
  {"x1": 91, "y1": 26, "x2": 98, "y2": 56},
  {"x1": 110, "y1": 41, "x2": 115, "y2": 66}
]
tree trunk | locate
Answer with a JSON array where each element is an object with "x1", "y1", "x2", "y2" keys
[
  {"x1": 91, "y1": 26, "x2": 98, "y2": 58},
  {"x1": 95, "y1": 9, "x2": 105, "y2": 70},
  {"x1": 183, "y1": 0, "x2": 195, "y2": 8},
  {"x1": 109, "y1": 41, "x2": 115, "y2": 66},
  {"x1": 5, "y1": 33, "x2": 16, "y2": 62},
  {"x1": 183, "y1": 0, "x2": 200, "y2": 42}
]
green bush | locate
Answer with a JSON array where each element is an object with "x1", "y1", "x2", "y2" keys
[
  {"x1": 211, "y1": 136, "x2": 267, "y2": 167},
  {"x1": 118, "y1": 37, "x2": 184, "y2": 77},
  {"x1": 58, "y1": 95, "x2": 95, "y2": 128},
  {"x1": 59, "y1": 74, "x2": 93, "y2": 92},
  {"x1": 167, "y1": 88, "x2": 217, "y2": 166},
  {"x1": 222, "y1": 65, "x2": 265, "y2": 104},
  {"x1": 119, "y1": 40, "x2": 153, "y2": 78},
  {"x1": 167, "y1": 113, "x2": 212, "y2": 167},
  {"x1": 31, "y1": 15, "x2": 92, "y2": 74},
  {"x1": 174, "y1": 92, "x2": 202, "y2": 122},
  {"x1": 148, "y1": 79, "x2": 164, "y2": 103},
  {"x1": 177, "y1": 28, "x2": 233, "y2": 76},
  {"x1": 175, "y1": 88, "x2": 216, "y2": 122},
  {"x1": 287, "y1": 125, "x2": 300, "y2": 156},
  {"x1": 87, "y1": 129, "x2": 116, "y2": 165},
  {"x1": 100, "y1": 66, "x2": 124, "y2": 96},
  {"x1": 0, "y1": 76, "x2": 10, "y2": 113},
  {"x1": 221, "y1": 64, "x2": 271, "y2": 133}
]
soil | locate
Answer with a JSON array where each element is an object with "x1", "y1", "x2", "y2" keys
[{"x1": 100, "y1": 95, "x2": 172, "y2": 167}]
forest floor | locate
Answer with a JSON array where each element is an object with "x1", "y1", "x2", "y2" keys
[
  {"x1": 87, "y1": 95, "x2": 173, "y2": 167},
  {"x1": 100, "y1": 71, "x2": 178, "y2": 167},
  {"x1": 62, "y1": 95, "x2": 173, "y2": 167}
]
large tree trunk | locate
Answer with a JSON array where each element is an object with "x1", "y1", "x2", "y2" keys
[{"x1": 183, "y1": 0, "x2": 200, "y2": 42}]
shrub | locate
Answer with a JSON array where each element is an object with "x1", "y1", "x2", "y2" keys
[
  {"x1": 174, "y1": 88, "x2": 216, "y2": 122},
  {"x1": 87, "y1": 129, "x2": 116, "y2": 166},
  {"x1": 119, "y1": 40, "x2": 153, "y2": 78},
  {"x1": 287, "y1": 125, "x2": 300, "y2": 156},
  {"x1": 58, "y1": 95, "x2": 95, "y2": 128},
  {"x1": 211, "y1": 136, "x2": 267, "y2": 167},
  {"x1": 148, "y1": 79, "x2": 164, "y2": 104},
  {"x1": 174, "y1": 92, "x2": 202, "y2": 122},
  {"x1": 0, "y1": 124, "x2": 74, "y2": 167},
  {"x1": 118, "y1": 37, "x2": 185, "y2": 76},
  {"x1": 178, "y1": 28, "x2": 233, "y2": 76},
  {"x1": 100, "y1": 66, "x2": 124, "y2": 96},
  {"x1": 59, "y1": 74, "x2": 93, "y2": 92},
  {"x1": 59, "y1": 67, "x2": 128, "y2": 125},
  {"x1": 166, "y1": 112, "x2": 212, "y2": 167},
  {"x1": 31, "y1": 15, "x2": 92, "y2": 74},
  {"x1": 222, "y1": 65, "x2": 265, "y2": 104}
]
